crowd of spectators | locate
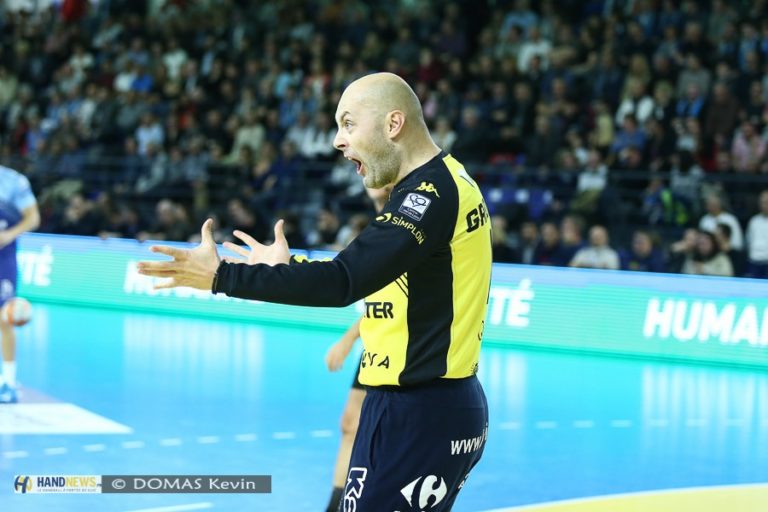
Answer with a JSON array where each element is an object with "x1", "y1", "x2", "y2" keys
[{"x1": 2, "y1": 0, "x2": 768, "y2": 277}]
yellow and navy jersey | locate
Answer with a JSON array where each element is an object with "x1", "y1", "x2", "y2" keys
[{"x1": 214, "y1": 152, "x2": 492, "y2": 386}]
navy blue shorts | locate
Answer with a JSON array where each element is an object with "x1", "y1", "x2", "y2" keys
[
  {"x1": 342, "y1": 376, "x2": 488, "y2": 512},
  {"x1": 0, "y1": 254, "x2": 17, "y2": 308}
]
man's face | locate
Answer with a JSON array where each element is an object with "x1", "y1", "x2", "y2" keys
[
  {"x1": 589, "y1": 227, "x2": 607, "y2": 247},
  {"x1": 632, "y1": 233, "x2": 652, "y2": 257},
  {"x1": 333, "y1": 90, "x2": 401, "y2": 189}
]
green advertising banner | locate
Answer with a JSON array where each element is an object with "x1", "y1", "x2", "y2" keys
[{"x1": 16, "y1": 233, "x2": 768, "y2": 369}]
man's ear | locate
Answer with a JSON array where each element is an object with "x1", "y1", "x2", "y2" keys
[{"x1": 386, "y1": 110, "x2": 405, "y2": 139}]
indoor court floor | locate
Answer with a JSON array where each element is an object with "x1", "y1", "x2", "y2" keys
[{"x1": 1, "y1": 303, "x2": 767, "y2": 511}]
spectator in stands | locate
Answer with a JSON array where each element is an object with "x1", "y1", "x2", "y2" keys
[
  {"x1": 746, "y1": 190, "x2": 768, "y2": 278},
  {"x1": 533, "y1": 221, "x2": 567, "y2": 266},
  {"x1": 515, "y1": 220, "x2": 538, "y2": 265},
  {"x1": 620, "y1": 230, "x2": 666, "y2": 272},
  {"x1": 675, "y1": 83, "x2": 706, "y2": 120},
  {"x1": 452, "y1": 106, "x2": 492, "y2": 165},
  {"x1": 559, "y1": 214, "x2": 585, "y2": 264},
  {"x1": 699, "y1": 193, "x2": 744, "y2": 250},
  {"x1": 682, "y1": 230, "x2": 734, "y2": 277},
  {"x1": 430, "y1": 116, "x2": 457, "y2": 153},
  {"x1": 490, "y1": 215, "x2": 517, "y2": 264},
  {"x1": 615, "y1": 78, "x2": 655, "y2": 127},
  {"x1": 137, "y1": 199, "x2": 192, "y2": 242},
  {"x1": 704, "y1": 82, "x2": 740, "y2": 142},
  {"x1": 571, "y1": 149, "x2": 608, "y2": 218},
  {"x1": 135, "y1": 113, "x2": 164, "y2": 156},
  {"x1": 570, "y1": 225, "x2": 620, "y2": 270},
  {"x1": 300, "y1": 112, "x2": 336, "y2": 161},
  {"x1": 526, "y1": 114, "x2": 560, "y2": 169},
  {"x1": 610, "y1": 114, "x2": 646, "y2": 160},
  {"x1": 53, "y1": 193, "x2": 103, "y2": 236},
  {"x1": 306, "y1": 207, "x2": 341, "y2": 250},
  {"x1": 715, "y1": 223, "x2": 745, "y2": 276},
  {"x1": 224, "y1": 197, "x2": 268, "y2": 245},
  {"x1": 517, "y1": 25, "x2": 551, "y2": 73},
  {"x1": 741, "y1": 80, "x2": 766, "y2": 122},
  {"x1": 731, "y1": 120, "x2": 766, "y2": 173}
]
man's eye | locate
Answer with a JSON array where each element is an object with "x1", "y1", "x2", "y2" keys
[{"x1": 344, "y1": 121, "x2": 353, "y2": 128}]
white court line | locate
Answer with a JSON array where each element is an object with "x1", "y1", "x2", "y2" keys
[
  {"x1": 84, "y1": 443, "x2": 106, "y2": 452},
  {"x1": 3, "y1": 450, "x2": 29, "y2": 459},
  {"x1": 44, "y1": 447, "x2": 68, "y2": 455},
  {"x1": 124, "y1": 502, "x2": 213, "y2": 512},
  {"x1": 686, "y1": 418, "x2": 707, "y2": 428},
  {"x1": 499, "y1": 422, "x2": 521, "y2": 430},
  {"x1": 122, "y1": 441, "x2": 145, "y2": 449},
  {"x1": 573, "y1": 420, "x2": 594, "y2": 429},
  {"x1": 196, "y1": 436, "x2": 220, "y2": 444},
  {"x1": 535, "y1": 421, "x2": 558, "y2": 429},
  {"x1": 234, "y1": 433, "x2": 257, "y2": 442},
  {"x1": 610, "y1": 420, "x2": 632, "y2": 428},
  {"x1": 272, "y1": 432, "x2": 296, "y2": 440},
  {"x1": 160, "y1": 438, "x2": 183, "y2": 447},
  {"x1": 310, "y1": 430, "x2": 333, "y2": 438},
  {"x1": 648, "y1": 419, "x2": 669, "y2": 427},
  {"x1": 725, "y1": 418, "x2": 745, "y2": 427}
]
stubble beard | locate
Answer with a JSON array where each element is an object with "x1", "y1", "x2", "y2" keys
[{"x1": 362, "y1": 133, "x2": 401, "y2": 189}]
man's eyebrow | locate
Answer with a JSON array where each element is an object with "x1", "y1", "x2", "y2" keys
[{"x1": 336, "y1": 111, "x2": 351, "y2": 125}]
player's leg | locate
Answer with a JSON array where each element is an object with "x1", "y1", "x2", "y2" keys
[
  {"x1": 342, "y1": 377, "x2": 488, "y2": 512},
  {"x1": 0, "y1": 274, "x2": 18, "y2": 403},
  {"x1": 326, "y1": 387, "x2": 366, "y2": 512}
]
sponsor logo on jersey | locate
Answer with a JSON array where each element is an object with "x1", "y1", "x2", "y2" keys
[
  {"x1": 365, "y1": 301, "x2": 394, "y2": 319},
  {"x1": 399, "y1": 193, "x2": 431, "y2": 221},
  {"x1": 375, "y1": 213, "x2": 426, "y2": 245},
  {"x1": 415, "y1": 182, "x2": 440, "y2": 197}
]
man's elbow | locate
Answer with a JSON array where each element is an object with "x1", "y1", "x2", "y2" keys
[{"x1": 27, "y1": 210, "x2": 41, "y2": 231}]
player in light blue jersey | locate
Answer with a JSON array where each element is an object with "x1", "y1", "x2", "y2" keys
[{"x1": 0, "y1": 165, "x2": 40, "y2": 403}]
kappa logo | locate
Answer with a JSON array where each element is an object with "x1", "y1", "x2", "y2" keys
[
  {"x1": 400, "y1": 475, "x2": 447, "y2": 510},
  {"x1": 343, "y1": 467, "x2": 368, "y2": 512},
  {"x1": 399, "y1": 193, "x2": 431, "y2": 221},
  {"x1": 415, "y1": 182, "x2": 440, "y2": 197}
]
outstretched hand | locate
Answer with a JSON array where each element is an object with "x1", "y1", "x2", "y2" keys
[
  {"x1": 137, "y1": 219, "x2": 220, "y2": 290},
  {"x1": 222, "y1": 219, "x2": 291, "y2": 267}
]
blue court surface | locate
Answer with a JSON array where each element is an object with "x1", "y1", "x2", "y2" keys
[{"x1": 1, "y1": 303, "x2": 767, "y2": 511}]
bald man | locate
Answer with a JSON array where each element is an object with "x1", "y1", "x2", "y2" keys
[{"x1": 138, "y1": 73, "x2": 492, "y2": 511}]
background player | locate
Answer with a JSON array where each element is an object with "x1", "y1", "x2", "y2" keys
[{"x1": 0, "y1": 165, "x2": 40, "y2": 403}]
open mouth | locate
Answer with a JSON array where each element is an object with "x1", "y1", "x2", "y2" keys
[{"x1": 347, "y1": 156, "x2": 363, "y2": 174}]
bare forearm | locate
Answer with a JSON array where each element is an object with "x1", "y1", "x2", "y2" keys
[{"x1": 7, "y1": 206, "x2": 40, "y2": 240}]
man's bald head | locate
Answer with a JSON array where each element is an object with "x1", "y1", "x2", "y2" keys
[
  {"x1": 332, "y1": 72, "x2": 440, "y2": 189},
  {"x1": 339, "y1": 72, "x2": 425, "y2": 128}
]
